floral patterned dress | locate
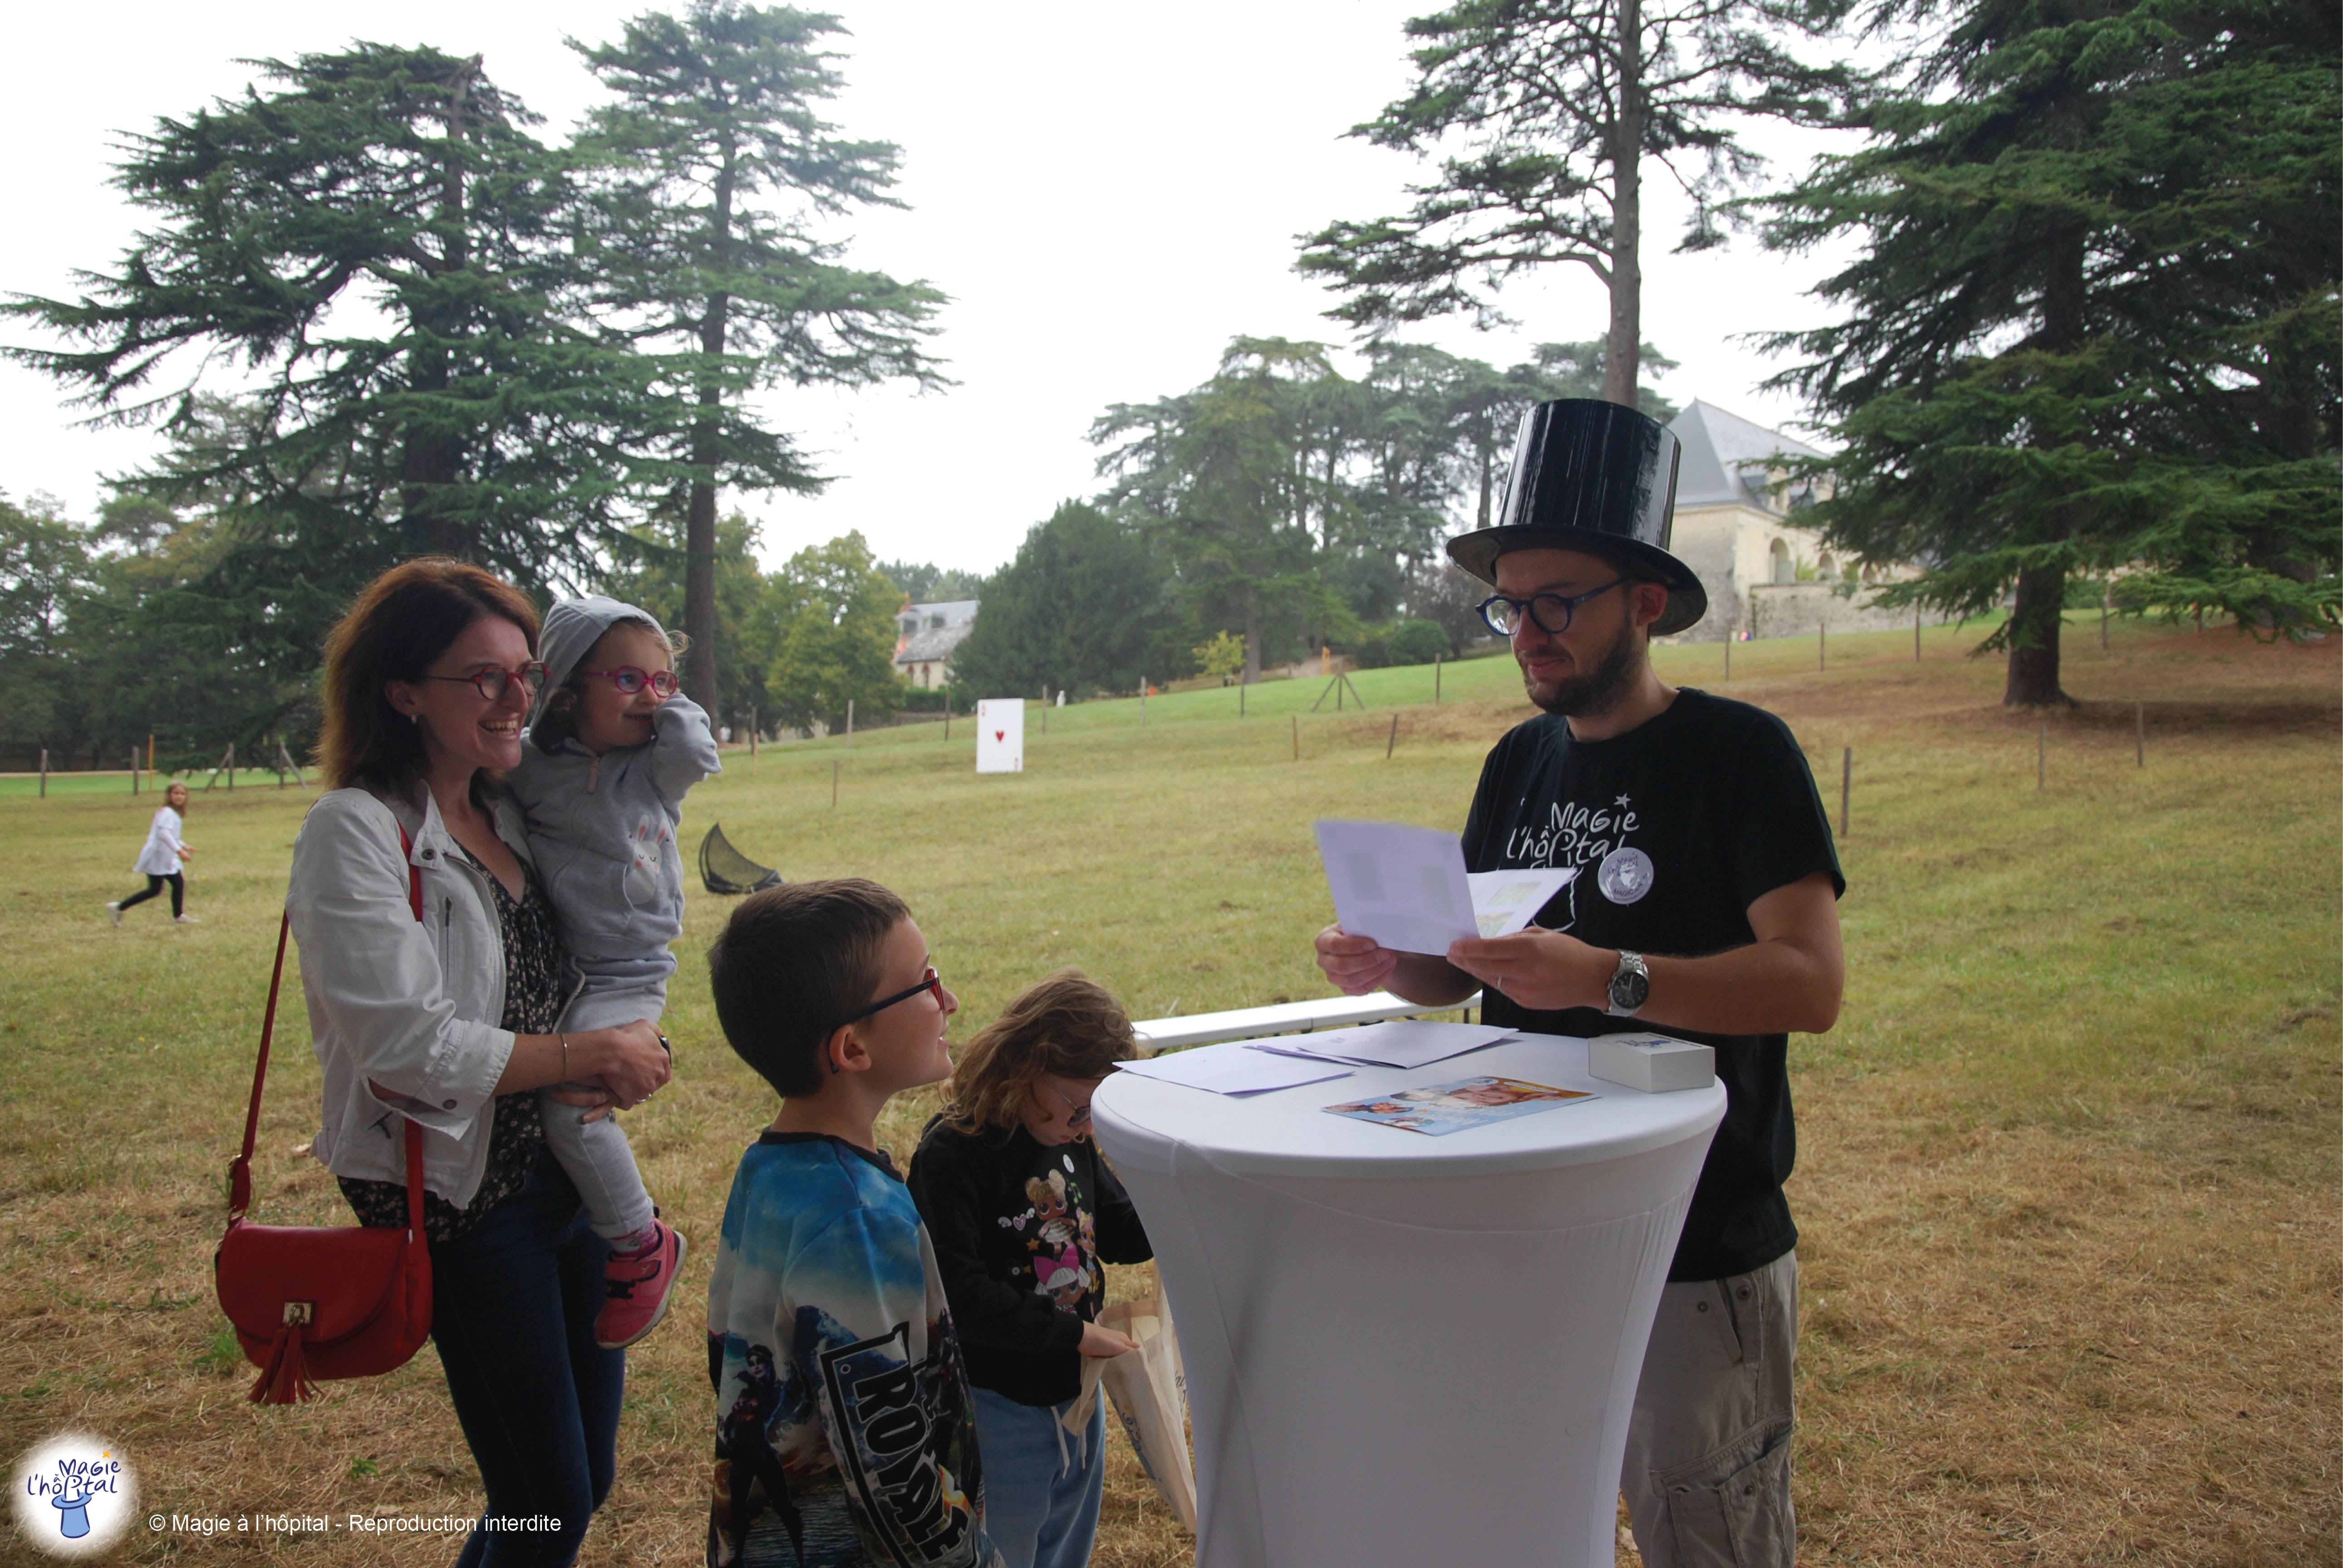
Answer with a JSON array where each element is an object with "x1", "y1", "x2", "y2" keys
[{"x1": 341, "y1": 848, "x2": 571, "y2": 1244}]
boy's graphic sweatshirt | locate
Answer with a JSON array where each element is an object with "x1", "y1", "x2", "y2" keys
[
  {"x1": 707, "y1": 1132, "x2": 997, "y2": 1568},
  {"x1": 906, "y1": 1119, "x2": 1152, "y2": 1408},
  {"x1": 507, "y1": 596, "x2": 719, "y2": 1017}
]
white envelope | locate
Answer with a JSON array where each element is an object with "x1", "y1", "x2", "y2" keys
[{"x1": 1315, "y1": 819, "x2": 1577, "y2": 955}]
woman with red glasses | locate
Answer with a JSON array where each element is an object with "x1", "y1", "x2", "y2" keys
[{"x1": 288, "y1": 558, "x2": 673, "y2": 1565}]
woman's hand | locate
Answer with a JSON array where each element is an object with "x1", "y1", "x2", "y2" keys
[
  {"x1": 572, "y1": 1020, "x2": 673, "y2": 1111},
  {"x1": 1078, "y1": 1320, "x2": 1138, "y2": 1358}
]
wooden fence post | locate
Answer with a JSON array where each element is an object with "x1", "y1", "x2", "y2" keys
[
  {"x1": 1291, "y1": 715, "x2": 1298, "y2": 763},
  {"x1": 1434, "y1": 655, "x2": 1443, "y2": 703},
  {"x1": 2135, "y1": 703, "x2": 2144, "y2": 767},
  {"x1": 38, "y1": 748, "x2": 46, "y2": 798},
  {"x1": 1386, "y1": 714, "x2": 1399, "y2": 759},
  {"x1": 1840, "y1": 748, "x2": 1851, "y2": 836}
]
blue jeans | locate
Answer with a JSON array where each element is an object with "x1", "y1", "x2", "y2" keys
[
  {"x1": 430, "y1": 1147, "x2": 625, "y2": 1566},
  {"x1": 972, "y1": 1387, "x2": 1104, "y2": 1568}
]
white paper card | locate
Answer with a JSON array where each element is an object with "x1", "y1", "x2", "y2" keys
[
  {"x1": 1466, "y1": 867, "x2": 1580, "y2": 937},
  {"x1": 1315, "y1": 819, "x2": 1578, "y2": 954},
  {"x1": 1248, "y1": 1020, "x2": 1515, "y2": 1069},
  {"x1": 975, "y1": 699, "x2": 1024, "y2": 774},
  {"x1": 1116, "y1": 1043, "x2": 1355, "y2": 1097}
]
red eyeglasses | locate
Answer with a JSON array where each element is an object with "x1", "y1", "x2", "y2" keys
[{"x1": 580, "y1": 666, "x2": 680, "y2": 699}]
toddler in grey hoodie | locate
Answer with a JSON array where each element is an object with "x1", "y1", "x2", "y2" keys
[{"x1": 510, "y1": 595, "x2": 720, "y2": 1350}]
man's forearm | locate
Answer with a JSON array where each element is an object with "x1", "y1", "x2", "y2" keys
[
  {"x1": 1442, "y1": 872, "x2": 1844, "y2": 1033},
  {"x1": 1640, "y1": 939, "x2": 1841, "y2": 1036}
]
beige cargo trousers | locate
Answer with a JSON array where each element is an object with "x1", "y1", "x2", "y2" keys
[{"x1": 1621, "y1": 1250, "x2": 1800, "y2": 1568}]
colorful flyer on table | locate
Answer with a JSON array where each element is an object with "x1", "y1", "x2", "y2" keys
[{"x1": 1323, "y1": 1076, "x2": 1596, "y2": 1136}]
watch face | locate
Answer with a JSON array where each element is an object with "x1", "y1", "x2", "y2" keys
[{"x1": 1611, "y1": 964, "x2": 1650, "y2": 1012}]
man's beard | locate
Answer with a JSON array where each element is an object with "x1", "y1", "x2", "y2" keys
[{"x1": 1523, "y1": 613, "x2": 1642, "y2": 718}]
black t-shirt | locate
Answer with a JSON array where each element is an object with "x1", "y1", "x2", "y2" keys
[
  {"x1": 1459, "y1": 688, "x2": 1844, "y2": 1282},
  {"x1": 906, "y1": 1117, "x2": 1153, "y2": 1407}
]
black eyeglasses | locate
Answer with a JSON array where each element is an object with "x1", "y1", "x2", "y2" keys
[
  {"x1": 1478, "y1": 579, "x2": 1630, "y2": 637},
  {"x1": 829, "y1": 967, "x2": 947, "y2": 1071},
  {"x1": 427, "y1": 662, "x2": 549, "y2": 702}
]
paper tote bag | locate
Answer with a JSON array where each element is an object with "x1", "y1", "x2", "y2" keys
[
  {"x1": 213, "y1": 839, "x2": 433, "y2": 1403},
  {"x1": 1097, "y1": 1292, "x2": 1199, "y2": 1532}
]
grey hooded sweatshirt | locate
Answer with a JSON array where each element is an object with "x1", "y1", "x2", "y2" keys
[{"x1": 507, "y1": 596, "x2": 721, "y2": 1028}]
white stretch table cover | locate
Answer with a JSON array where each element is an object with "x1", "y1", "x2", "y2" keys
[{"x1": 1093, "y1": 1033, "x2": 1724, "y2": 1568}]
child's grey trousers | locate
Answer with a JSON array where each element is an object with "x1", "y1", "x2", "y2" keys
[{"x1": 540, "y1": 975, "x2": 666, "y2": 1241}]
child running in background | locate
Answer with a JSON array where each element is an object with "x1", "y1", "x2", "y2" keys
[
  {"x1": 907, "y1": 971, "x2": 1155, "y2": 1568},
  {"x1": 509, "y1": 595, "x2": 719, "y2": 1349},
  {"x1": 703, "y1": 879, "x2": 999, "y2": 1568},
  {"x1": 107, "y1": 779, "x2": 196, "y2": 925}
]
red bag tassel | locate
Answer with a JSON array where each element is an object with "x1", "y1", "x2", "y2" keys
[{"x1": 252, "y1": 1326, "x2": 313, "y2": 1405}]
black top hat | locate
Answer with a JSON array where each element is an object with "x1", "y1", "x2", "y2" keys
[{"x1": 1445, "y1": 399, "x2": 1707, "y2": 637}]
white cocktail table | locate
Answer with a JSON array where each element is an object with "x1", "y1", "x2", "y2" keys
[{"x1": 1093, "y1": 1032, "x2": 1724, "y2": 1568}]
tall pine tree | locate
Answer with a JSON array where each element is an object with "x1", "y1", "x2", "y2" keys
[
  {"x1": 1299, "y1": 0, "x2": 1854, "y2": 406},
  {"x1": 571, "y1": 2, "x2": 944, "y2": 705},
  {"x1": 5, "y1": 46, "x2": 654, "y2": 599},
  {"x1": 1762, "y1": 0, "x2": 2338, "y2": 704}
]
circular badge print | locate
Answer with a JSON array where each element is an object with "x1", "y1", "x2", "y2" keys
[
  {"x1": 12, "y1": 1432, "x2": 137, "y2": 1558},
  {"x1": 1596, "y1": 847, "x2": 1655, "y2": 906}
]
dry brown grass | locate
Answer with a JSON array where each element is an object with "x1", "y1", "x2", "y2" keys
[{"x1": 0, "y1": 617, "x2": 2333, "y2": 1566}]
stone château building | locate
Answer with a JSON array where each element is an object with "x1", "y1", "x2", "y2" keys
[{"x1": 1663, "y1": 401, "x2": 1915, "y2": 642}]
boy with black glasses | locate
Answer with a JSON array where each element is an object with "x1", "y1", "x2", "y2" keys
[{"x1": 704, "y1": 879, "x2": 1001, "y2": 1568}]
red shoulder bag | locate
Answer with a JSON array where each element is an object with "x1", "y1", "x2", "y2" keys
[{"x1": 214, "y1": 833, "x2": 434, "y2": 1403}]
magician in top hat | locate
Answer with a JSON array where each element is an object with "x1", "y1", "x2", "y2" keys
[{"x1": 1315, "y1": 396, "x2": 1845, "y2": 1568}]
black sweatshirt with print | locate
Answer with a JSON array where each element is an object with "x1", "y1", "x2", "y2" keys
[{"x1": 906, "y1": 1116, "x2": 1153, "y2": 1408}]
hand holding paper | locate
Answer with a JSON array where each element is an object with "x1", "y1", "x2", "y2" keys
[{"x1": 1314, "y1": 819, "x2": 1576, "y2": 956}]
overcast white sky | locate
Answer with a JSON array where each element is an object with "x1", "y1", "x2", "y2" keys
[{"x1": 0, "y1": 0, "x2": 1857, "y2": 576}]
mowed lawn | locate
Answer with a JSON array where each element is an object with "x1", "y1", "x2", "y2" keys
[{"x1": 0, "y1": 618, "x2": 2333, "y2": 1567}]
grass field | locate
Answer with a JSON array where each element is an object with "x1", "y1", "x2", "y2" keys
[{"x1": 0, "y1": 616, "x2": 2333, "y2": 1566}]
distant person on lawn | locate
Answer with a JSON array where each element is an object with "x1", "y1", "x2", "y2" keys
[
  {"x1": 108, "y1": 779, "x2": 196, "y2": 924},
  {"x1": 288, "y1": 558, "x2": 674, "y2": 1566},
  {"x1": 1313, "y1": 399, "x2": 1845, "y2": 1568}
]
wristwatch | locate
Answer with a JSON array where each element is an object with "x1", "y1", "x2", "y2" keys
[{"x1": 1606, "y1": 950, "x2": 1650, "y2": 1017}]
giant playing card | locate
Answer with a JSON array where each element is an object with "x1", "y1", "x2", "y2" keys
[{"x1": 975, "y1": 699, "x2": 1024, "y2": 774}]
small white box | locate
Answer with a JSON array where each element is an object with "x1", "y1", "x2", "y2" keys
[{"x1": 1587, "y1": 1032, "x2": 1715, "y2": 1093}]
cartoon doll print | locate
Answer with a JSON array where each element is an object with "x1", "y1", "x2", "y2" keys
[{"x1": 998, "y1": 1169, "x2": 1096, "y2": 1308}]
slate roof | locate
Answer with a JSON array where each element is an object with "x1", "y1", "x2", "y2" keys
[
  {"x1": 894, "y1": 599, "x2": 978, "y2": 666},
  {"x1": 1667, "y1": 401, "x2": 1827, "y2": 514}
]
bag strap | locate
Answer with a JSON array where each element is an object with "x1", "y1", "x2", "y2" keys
[{"x1": 230, "y1": 822, "x2": 427, "y2": 1225}]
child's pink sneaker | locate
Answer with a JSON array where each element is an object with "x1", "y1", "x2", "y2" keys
[{"x1": 595, "y1": 1220, "x2": 686, "y2": 1350}]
